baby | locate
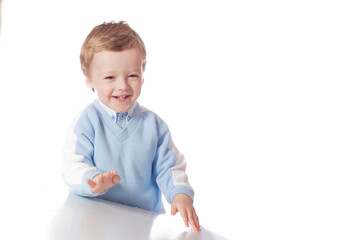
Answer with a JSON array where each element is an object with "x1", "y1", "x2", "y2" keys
[{"x1": 61, "y1": 21, "x2": 200, "y2": 231}]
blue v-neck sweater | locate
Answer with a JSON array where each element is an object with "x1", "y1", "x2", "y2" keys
[{"x1": 62, "y1": 100, "x2": 194, "y2": 212}]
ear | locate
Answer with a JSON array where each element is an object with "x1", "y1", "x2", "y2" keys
[
  {"x1": 86, "y1": 77, "x2": 94, "y2": 89},
  {"x1": 141, "y1": 78, "x2": 144, "y2": 85},
  {"x1": 142, "y1": 60, "x2": 147, "y2": 72}
]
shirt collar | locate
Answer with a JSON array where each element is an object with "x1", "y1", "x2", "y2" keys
[{"x1": 97, "y1": 99, "x2": 137, "y2": 122}]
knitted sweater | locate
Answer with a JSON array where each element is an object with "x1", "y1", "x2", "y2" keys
[{"x1": 61, "y1": 100, "x2": 194, "y2": 212}]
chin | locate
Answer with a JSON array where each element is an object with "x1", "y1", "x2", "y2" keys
[{"x1": 114, "y1": 105, "x2": 131, "y2": 113}]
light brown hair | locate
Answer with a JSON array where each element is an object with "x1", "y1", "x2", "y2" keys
[{"x1": 80, "y1": 21, "x2": 146, "y2": 76}]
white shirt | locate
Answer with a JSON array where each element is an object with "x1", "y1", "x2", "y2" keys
[{"x1": 97, "y1": 99, "x2": 137, "y2": 128}]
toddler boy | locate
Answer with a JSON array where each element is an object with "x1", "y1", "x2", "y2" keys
[{"x1": 61, "y1": 21, "x2": 200, "y2": 231}]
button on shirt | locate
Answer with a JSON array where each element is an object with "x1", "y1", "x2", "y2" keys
[{"x1": 98, "y1": 100, "x2": 136, "y2": 129}]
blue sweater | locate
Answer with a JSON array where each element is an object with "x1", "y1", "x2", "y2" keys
[{"x1": 62, "y1": 100, "x2": 194, "y2": 212}]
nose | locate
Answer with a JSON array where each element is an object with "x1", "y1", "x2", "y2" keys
[{"x1": 116, "y1": 77, "x2": 129, "y2": 91}]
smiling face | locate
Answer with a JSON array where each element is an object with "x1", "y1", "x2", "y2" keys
[{"x1": 86, "y1": 48, "x2": 145, "y2": 113}]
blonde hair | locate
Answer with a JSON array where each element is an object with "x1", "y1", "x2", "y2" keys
[{"x1": 80, "y1": 21, "x2": 146, "y2": 76}]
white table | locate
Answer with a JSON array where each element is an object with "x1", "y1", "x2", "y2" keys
[{"x1": 47, "y1": 193, "x2": 227, "y2": 240}]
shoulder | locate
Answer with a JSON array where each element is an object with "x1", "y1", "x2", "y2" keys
[
  {"x1": 139, "y1": 104, "x2": 170, "y2": 132},
  {"x1": 68, "y1": 102, "x2": 102, "y2": 133},
  {"x1": 74, "y1": 103, "x2": 98, "y2": 123},
  {"x1": 140, "y1": 105, "x2": 165, "y2": 123}
]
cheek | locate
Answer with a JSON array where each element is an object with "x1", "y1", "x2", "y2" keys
[
  {"x1": 130, "y1": 82, "x2": 142, "y2": 94},
  {"x1": 97, "y1": 85, "x2": 113, "y2": 97},
  {"x1": 135, "y1": 84, "x2": 143, "y2": 95}
]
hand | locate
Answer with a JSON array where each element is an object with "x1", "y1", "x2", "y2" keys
[
  {"x1": 171, "y1": 193, "x2": 201, "y2": 231},
  {"x1": 86, "y1": 170, "x2": 121, "y2": 194}
]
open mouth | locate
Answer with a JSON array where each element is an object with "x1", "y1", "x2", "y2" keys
[
  {"x1": 112, "y1": 95, "x2": 130, "y2": 102},
  {"x1": 114, "y1": 95, "x2": 129, "y2": 100}
]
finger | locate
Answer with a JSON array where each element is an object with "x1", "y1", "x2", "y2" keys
[
  {"x1": 98, "y1": 174, "x2": 105, "y2": 183},
  {"x1": 94, "y1": 174, "x2": 101, "y2": 183},
  {"x1": 195, "y1": 214, "x2": 200, "y2": 231},
  {"x1": 113, "y1": 175, "x2": 121, "y2": 184},
  {"x1": 171, "y1": 204, "x2": 178, "y2": 215},
  {"x1": 86, "y1": 178, "x2": 96, "y2": 188},
  {"x1": 188, "y1": 214, "x2": 197, "y2": 231},
  {"x1": 105, "y1": 171, "x2": 116, "y2": 181},
  {"x1": 104, "y1": 171, "x2": 111, "y2": 178},
  {"x1": 180, "y1": 210, "x2": 189, "y2": 228},
  {"x1": 189, "y1": 211, "x2": 200, "y2": 231},
  {"x1": 187, "y1": 209, "x2": 197, "y2": 230},
  {"x1": 191, "y1": 209, "x2": 200, "y2": 231},
  {"x1": 107, "y1": 170, "x2": 117, "y2": 176}
]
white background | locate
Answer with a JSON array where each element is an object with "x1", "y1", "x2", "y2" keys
[{"x1": 0, "y1": 0, "x2": 359, "y2": 239}]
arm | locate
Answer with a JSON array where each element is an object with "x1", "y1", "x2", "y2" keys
[
  {"x1": 61, "y1": 111, "x2": 116, "y2": 196},
  {"x1": 153, "y1": 127, "x2": 194, "y2": 202},
  {"x1": 153, "y1": 122, "x2": 200, "y2": 231}
]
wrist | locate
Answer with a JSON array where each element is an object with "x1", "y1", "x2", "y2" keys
[{"x1": 169, "y1": 185, "x2": 194, "y2": 203}]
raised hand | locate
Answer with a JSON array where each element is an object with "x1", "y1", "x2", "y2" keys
[{"x1": 86, "y1": 170, "x2": 121, "y2": 194}]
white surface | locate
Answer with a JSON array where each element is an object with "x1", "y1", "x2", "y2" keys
[
  {"x1": 48, "y1": 193, "x2": 226, "y2": 240},
  {"x1": 1, "y1": 0, "x2": 360, "y2": 239}
]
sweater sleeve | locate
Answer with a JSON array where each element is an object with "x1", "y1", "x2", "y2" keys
[
  {"x1": 153, "y1": 120, "x2": 194, "y2": 204},
  {"x1": 61, "y1": 109, "x2": 105, "y2": 197}
]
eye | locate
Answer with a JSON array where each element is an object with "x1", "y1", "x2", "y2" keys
[
  {"x1": 105, "y1": 76, "x2": 115, "y2": 80},
  {"x1": 128, "y1": 74, "x2": 139, "y2": 79}
]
